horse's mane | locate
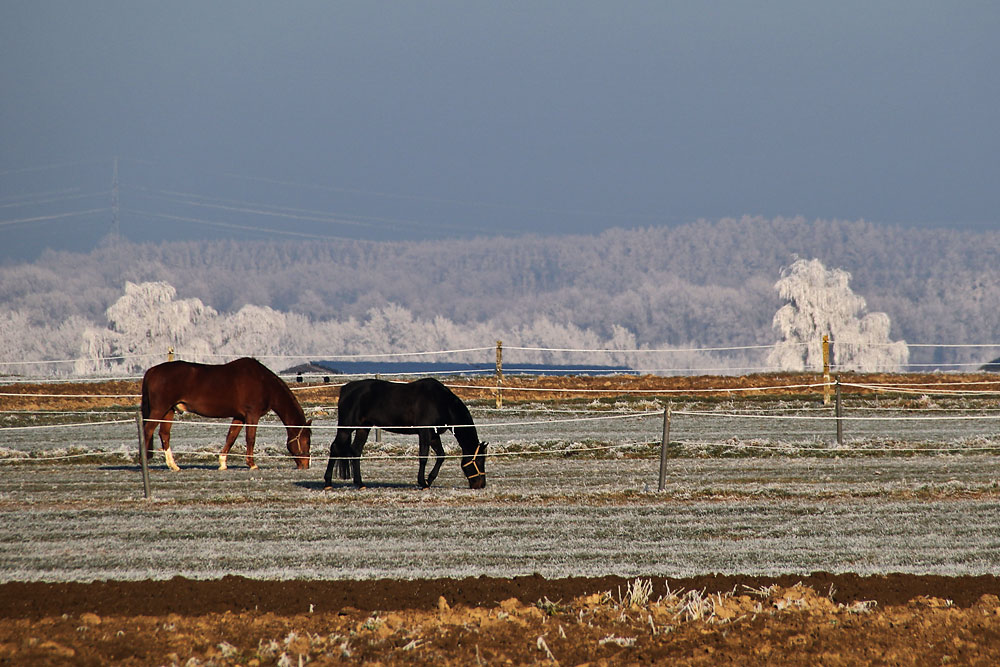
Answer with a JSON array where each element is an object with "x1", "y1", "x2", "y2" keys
[
  {"x1": 445, "y1": 391, "x2": 473, "y2": 425},
  {"x1": 439, "y1": 384, "x2": 478, "y2": 446},
  {"x1": 240, "y1": 358, "x2": 305, "y2": 422}
]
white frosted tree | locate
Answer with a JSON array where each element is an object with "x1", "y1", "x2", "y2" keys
[
  {"x1": 77, "y1": 282, "x2": 219, "y2": 374},
  {"x1": 767, "y1": 258, "x2": 908, "y2": 372},
  {"x1": 213, "y1": 304, "x2": 288, "y2": 358},
  {"x1": 0, "y1": 310, "x2": 93, "y2": 376}
]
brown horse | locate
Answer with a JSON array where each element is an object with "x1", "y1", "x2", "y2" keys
[{"x1": 140, "y1": 357, "x2": 312, "y2": 470}]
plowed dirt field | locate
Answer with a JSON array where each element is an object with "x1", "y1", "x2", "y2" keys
[{"x1": 4, "y1": 574, "x2": 1000, "y2": 665}]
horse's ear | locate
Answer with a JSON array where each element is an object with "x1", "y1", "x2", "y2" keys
[{"x1": 306, "y1": 419, "x2": 313, "y2": 426}]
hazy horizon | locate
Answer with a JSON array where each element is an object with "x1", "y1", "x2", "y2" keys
[{"x1": 2, "y1": 3, "x2": 998, "y2": 262}]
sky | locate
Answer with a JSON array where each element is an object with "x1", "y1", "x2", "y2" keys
[{"x1": 1, "y1": 1, "x2": 998, "y2": 261}]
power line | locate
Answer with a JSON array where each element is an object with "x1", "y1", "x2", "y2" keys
[
  {"x1": 128, "y1": 185, "x2": 476, "y2": 234},
  {"x1": 121, "y1": 208, "x2": 358, "y2": 241},
  {"x1": 0, "y1": 191, "x2": 108, "y2": 209},
  {"x1": 0, "y1": 157, "x2": 108, "y2": 178},
  {"x1": 0, "y1": 188, "x2": 93, "y2": 206},
  {"x1": 0, "y1": 208, "x2": 108, "y2": 229},
  {"x1": 115, "y1": 156, "x2": 674, "y2": 226},
  {"x1": 110, "y1": 157, "x2": 119, "y2": 239}
]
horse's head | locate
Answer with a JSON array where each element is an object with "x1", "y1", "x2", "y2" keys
[
  {"x1": 287, "y1": 420, "x2": 312, "y2": 469},
  {"x1": 461, "y1": 441, "x2": 487, "y2": 489}
]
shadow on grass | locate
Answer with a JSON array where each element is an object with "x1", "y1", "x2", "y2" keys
[
  {"x1": 295, "y1": 479, "x2": 429, "y2": 492},
  {"x1": 99, "y1": 463, "x2": 268, "y2": 472}
]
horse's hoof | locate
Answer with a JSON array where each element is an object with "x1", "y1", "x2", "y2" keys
[
  {"x1": 323, "y1": 485, "x2": 333, "y2": 491},
  {"x1": 249, "y1": 465, "x2": 259, "y2": 470}
]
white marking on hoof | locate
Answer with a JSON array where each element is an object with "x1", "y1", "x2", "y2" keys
[
  {"x1": 165, "y1": 449, "x2": 180, "y2": 471},
  {"x1": 249, "y1": 464, "x2": 259, "y2": 470},
  {"x1": 218, "y1": 454, "x2": 227, "y2": 470}
]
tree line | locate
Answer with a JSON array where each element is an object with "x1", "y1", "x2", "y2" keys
[{"x1": 2, "y1": 216, "x2": 998, "y2": 374}]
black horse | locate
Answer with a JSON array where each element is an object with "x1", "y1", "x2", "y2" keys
[{"x1": 324, "y1": 378, "x2": 487, "y2": 490}]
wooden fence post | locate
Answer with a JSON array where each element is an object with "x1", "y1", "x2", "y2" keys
[
  {"x1": 657, "y1": 402, "x2": 672, "y2": 492},
  {"x1": 167, "y1": 347, "x2": 175, "y2": 362},
  {"x1": 495, "y1": 340, "x2": 503, "y2": 409},
  {"x1": 136, "y1": 410, "x2": 151, "y2": 499},
  {"x1": 822, "y1": 335, "x2": 831, "y2": 405}
]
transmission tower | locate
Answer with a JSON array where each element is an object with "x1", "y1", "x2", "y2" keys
[
  {"x1": 110, "y1": 157, "x2": 123, "y2": 285},
  {"x1": 110, "y1": 156, "x2": 120, "y2": 239}
]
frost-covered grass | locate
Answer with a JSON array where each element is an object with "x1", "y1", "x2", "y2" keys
[
  {"x1": 4, "y1": 456, "x2": 1000, "y2": 582},
  {"x1": 4, "y1": 396, "x2": 1000, "y2": 582}
]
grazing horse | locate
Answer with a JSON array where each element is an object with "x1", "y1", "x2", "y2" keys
[
  {"x1": 140, "y1": 357, "x2": 312, "y2": 470},
  {"x1": 324, "y1": 378, "x2": 487, "y2": 489}
]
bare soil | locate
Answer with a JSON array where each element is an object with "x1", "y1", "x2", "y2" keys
[{"x1": 4, "y1": 574, "x2": 1000, "y2": 665}]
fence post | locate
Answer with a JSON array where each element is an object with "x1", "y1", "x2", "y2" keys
[
  {"x1": 136, "y1": 410, "x2": 151, "y2": 499},
  {"x1": 374, "y1": 373, "x2": 383, "y2": 443},
  {"x1": 167, "y1": 347, "x2": 175, "y2": 362},
  {"x1": 495, "y1": 340, "x2": 503, "y2": 409},
  {"x1": 835, "y1": 377, "x2": 843, "y2": 446},
  {"x1": 822, "y1": 335, "x2": 831, "y2": 405},
  {"x1": 657, "y1": 402, "x2": 672, "y2": 492}
]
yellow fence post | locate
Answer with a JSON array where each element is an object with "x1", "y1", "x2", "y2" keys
[
  {"x1": 822, "y1": 335, "x2": 831, "y2": 405},
  {"x1": 167, "y1": 347, "x2": 175, "y2": 362},
  {"x1": 495, "y1": 340, "x2": 503, "y2": 409}
]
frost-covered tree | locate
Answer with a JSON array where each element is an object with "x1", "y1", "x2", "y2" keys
[
  {"x1": 77, "y1": 282, "x2": 220, "y2": 374},
  {"x1": 767, "y1": 258, "x2": 908, "y2": 372},
  {"x1": 212, "y1": 304, "x2": 288, "y2": 358},
  {"x1": 0, "y1": 310, "x2": 93, "y2": 376}
]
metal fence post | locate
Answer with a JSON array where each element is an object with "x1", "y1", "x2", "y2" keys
[
  {"x1": 657, "y1": 402, "x2": 672, "y2": 492},
  {"x1": 835, "y1": 377, "x2": 843, "y2": 446},
  {"x1": 136, "y1": 410, "x2": 151, "y2": 499},
  {"x1": 495, "y1": 340, "x2": 503, "y2": 409}
]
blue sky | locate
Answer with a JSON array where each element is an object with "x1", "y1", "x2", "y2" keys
[{"x1": 1, "y1": 1, "x2": 998, "y2": 259}]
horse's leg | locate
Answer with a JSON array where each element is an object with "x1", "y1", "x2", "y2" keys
[
  {"x1": 350, "y1": 428, "x2": 371, "y2": 488},
  {"x1": 142, "y1": 412, "x2": 160, "y2": 463},
  {"x1": 219, "y1": 419, "x2": 244, "y2": 470},
  {"x1": 158, "y1": 411, "x2": 180, "y2": 471},
  {"x1": 417, "y1": 431, "x2": 431, "y2": 489},
  {"x1": 426, "y1": 431, "x2": 446, "y2": 487},
  {"x1": 244, "y1": 419, "x2": 260, "y2": 470},
  {"x1": 325, "y1": 428, "x2": 347, "y2": 487}
]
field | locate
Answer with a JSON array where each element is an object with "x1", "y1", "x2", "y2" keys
[{"x1": 4, "y1": 373, "x2": 1000, "y2": 664}]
